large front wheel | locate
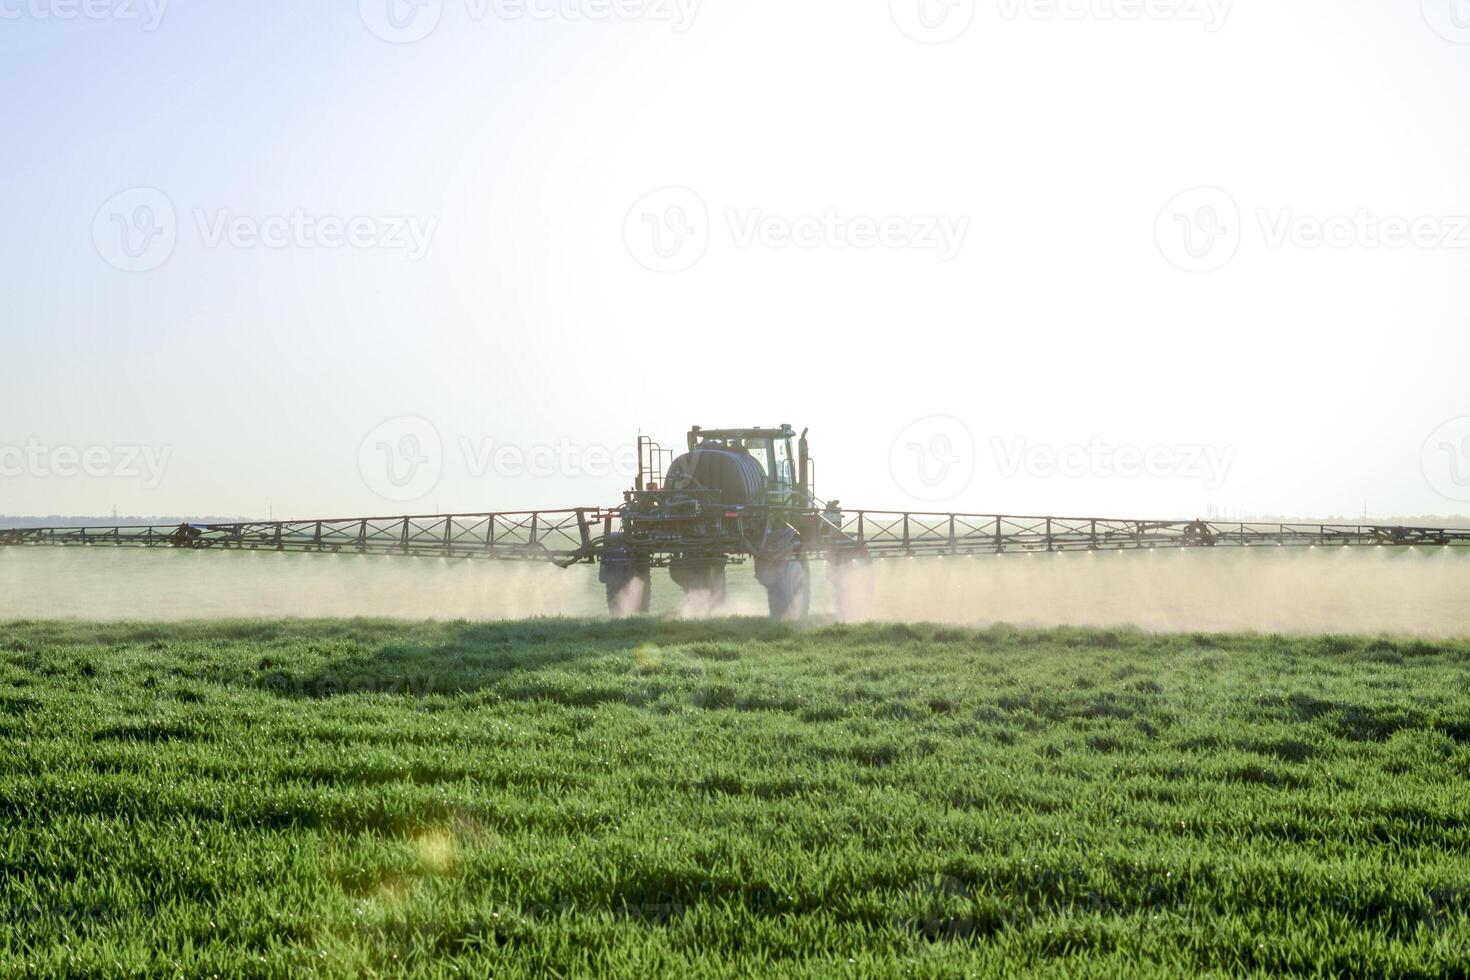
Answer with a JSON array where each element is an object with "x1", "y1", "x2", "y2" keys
[
  {"x1": 603, "y1": 568, "x2": 651, "y2": 617},
  {"x1": 669, "y1": 559, "x2": 728, "y2": 612},
  {"x1": 761, "y1": 558, "x2": 810, "y2": 621},
  {"x1": 599, "y1": 534, "x2": 651, "y2": 617}
]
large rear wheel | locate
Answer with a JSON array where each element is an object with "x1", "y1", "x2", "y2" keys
[{"x1": 600, "y1": 534, "x2": 651, "y2": 617}]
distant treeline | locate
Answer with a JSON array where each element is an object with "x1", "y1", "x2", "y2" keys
[
  {"x1": 0, "y1": 516, "x2": 256, "y2": 529},
  {"x1": 1213, "y1": 514, "x2": 1470, "y2": 528}
]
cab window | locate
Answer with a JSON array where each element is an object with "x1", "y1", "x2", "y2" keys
[
  {"x1": 773, "y1": 439, "x2": 794, "y2": 487},
  {"x1": 743, "y1": 442, "x2": 771, "y2": 476}
]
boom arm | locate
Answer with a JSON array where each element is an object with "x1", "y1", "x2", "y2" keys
[{"x1": 3, "y1": 509, "x2": 1467, "y2": 560}]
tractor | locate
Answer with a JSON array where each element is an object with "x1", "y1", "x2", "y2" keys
[{"x1": 596, "y1": 424, "x2": 842, "y2": 619}]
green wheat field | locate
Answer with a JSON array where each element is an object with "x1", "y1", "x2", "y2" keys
[{"x1": 2, "y1": 618, "x2": 1469, "y2": 977}]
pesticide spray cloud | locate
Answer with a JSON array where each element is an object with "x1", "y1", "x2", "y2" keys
[
  {"x1": 0, "y1": 548, "x2": 603, "y2": 621},
  {"x1": 828, "y1": 559, "x2": 876, "y2": 623},
  {"x1": 827, "y1": 546, "x2": 1470, "y2": 637},
  {"x1": 2, "y1": 545, "x2": 1467, "y2": 636}
]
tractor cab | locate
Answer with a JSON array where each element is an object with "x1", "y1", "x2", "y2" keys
[{"x1": 687, "y1": 424, "x2": 810, "y2": 506}]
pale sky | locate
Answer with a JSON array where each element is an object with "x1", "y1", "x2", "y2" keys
[{"x1": 2, "y1": 1, "x2": 1469, "y2": 521}]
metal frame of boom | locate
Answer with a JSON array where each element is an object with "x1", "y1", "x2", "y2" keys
[{"x1": 4, "y1": 510, "x2": 1467, "y2": 561}]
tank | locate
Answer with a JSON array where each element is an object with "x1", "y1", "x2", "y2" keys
[{"x1": 664, "y1": 448, "x2": 767, "y2": 507}]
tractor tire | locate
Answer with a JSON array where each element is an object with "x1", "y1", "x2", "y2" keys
[
  {"x1": 600, "y1": 534, "x2": 651, "y2": 617},
  {"x1": 669, "y1": 559, "x2": 727, "y2": 608},
  {"x1": 762, "y1": 557, "x2": 810, "y2": 621}
]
